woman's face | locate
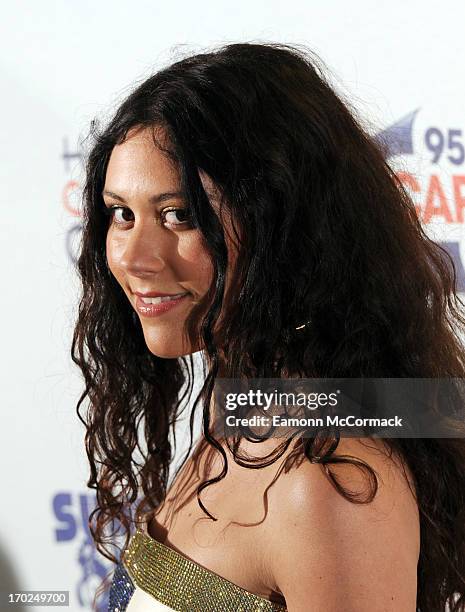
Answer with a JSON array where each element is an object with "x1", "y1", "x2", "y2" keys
[{"x1": 104, "y1": 126, "x2": 237, "y2": 358}]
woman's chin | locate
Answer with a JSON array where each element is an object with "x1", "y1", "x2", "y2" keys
[
  {"x1": 149, "y1": 348, "x2": 190, "y2": 359},
  {"x1": 139, "y1": 320, "x2": 204, "y2": 359},
  {"x1": 144, "y1": 335, "x2": 197, "y2": 360}
]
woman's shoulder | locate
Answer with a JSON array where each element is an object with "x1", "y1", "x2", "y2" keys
[
  {"x1": 269, "y1": 436, "x2": 418, "y2": 508},
  {"x1": 260, "y1": 437, "x2": 420, "y2": 611}
]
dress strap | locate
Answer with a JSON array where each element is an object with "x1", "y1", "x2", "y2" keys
[{"x1": 123, "y1": 529, "x2": 287, "y2": 611}]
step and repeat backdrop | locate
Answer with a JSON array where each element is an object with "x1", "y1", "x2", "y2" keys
[{"x1": 2, "y1": 1, "x2": 465, "y2": 610}]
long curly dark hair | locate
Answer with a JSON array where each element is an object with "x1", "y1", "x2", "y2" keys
[{"x1": 72, "y1": 42, "x2": 465, "y2": 611}]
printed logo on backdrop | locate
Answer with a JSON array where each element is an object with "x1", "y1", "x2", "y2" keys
[
  {"x1": 376, "y1": 109, "x2": 465, "y2": 289},
  {"x1": 62, "y1": 137, "x2": 83, "y2": 265},
  {"x1": 61, "y1": 115, "x2": 465, "y2": 288},
  {"x1": 52, "y1": 492, "x2": 111, "y2": 611}
]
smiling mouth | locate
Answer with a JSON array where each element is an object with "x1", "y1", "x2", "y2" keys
[
  {"x1": 134, "y1": 292, "x2": 191, "y2": 318},
  {"x1": 139, "y1": 292, "x2": 189, "y2": 305}
]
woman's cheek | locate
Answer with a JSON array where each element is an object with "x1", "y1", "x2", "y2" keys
[
  {"x1": 178, "y1": 233, "x2": 214, "y2": 294},
  {"x1": 105, "y1": 233, "x2": 125, "y2": 282}
]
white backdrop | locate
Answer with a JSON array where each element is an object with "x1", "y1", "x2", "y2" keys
[{"x1": 2, "y1": 2, "x2": 465, "y2": 610}]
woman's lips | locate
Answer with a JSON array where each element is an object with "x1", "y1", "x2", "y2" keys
[{"x1": 135, "y1": 293, "x2": 190, "y2": 317}]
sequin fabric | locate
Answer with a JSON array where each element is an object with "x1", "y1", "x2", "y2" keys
[
  {"x1": 108, "y1": 561, "x2": 135, "y2": 611},
  {"x1": 122, "y1": 529, "x2": 287, "y2": 612}
]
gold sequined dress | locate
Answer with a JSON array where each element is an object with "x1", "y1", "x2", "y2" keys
[{"x1": 107, "y1": 521, "x2": 287, "y2": 612}]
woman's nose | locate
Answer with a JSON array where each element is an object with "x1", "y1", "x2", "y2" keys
[{"x1": 118, "y1": 222, "x2": 169, "y2": 277}]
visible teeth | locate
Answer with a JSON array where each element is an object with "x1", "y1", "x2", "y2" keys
[{"x1": 141, "y1": 293, "x2": 187, "y2": 304}]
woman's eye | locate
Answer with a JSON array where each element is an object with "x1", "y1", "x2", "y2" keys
[
  {"x1": 103, "y1": 205, "x2": 192, "y2": 229},
  {"x1": 161, "y1": 208, "x2": 192, "y2": 227},
  {"x1": 111, "y1": 206, "x2": 133, "y2": 225},
  {"x1": 102, "y1": 206, "x2": 134, "y2": 226}
]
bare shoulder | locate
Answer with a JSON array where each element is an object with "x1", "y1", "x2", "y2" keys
[{"x1": 261, "y1": 437, "x2": 420, "y2": 612}]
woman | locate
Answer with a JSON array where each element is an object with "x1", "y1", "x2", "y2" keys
[{"x1": 72, "y1": 42, "x2": 465, "y2": 611}]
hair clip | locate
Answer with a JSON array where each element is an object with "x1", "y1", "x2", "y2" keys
[
  {"x1": 295, "y1": 319, "x2": 311, "y2": 331},
  {"x1": 282, "y1": 319, "x2": 312, "y2": 342}
]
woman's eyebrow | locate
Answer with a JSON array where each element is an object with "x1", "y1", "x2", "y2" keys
[{"x1": 101, "y1": 189, "x2": 184, "y2": 204}]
